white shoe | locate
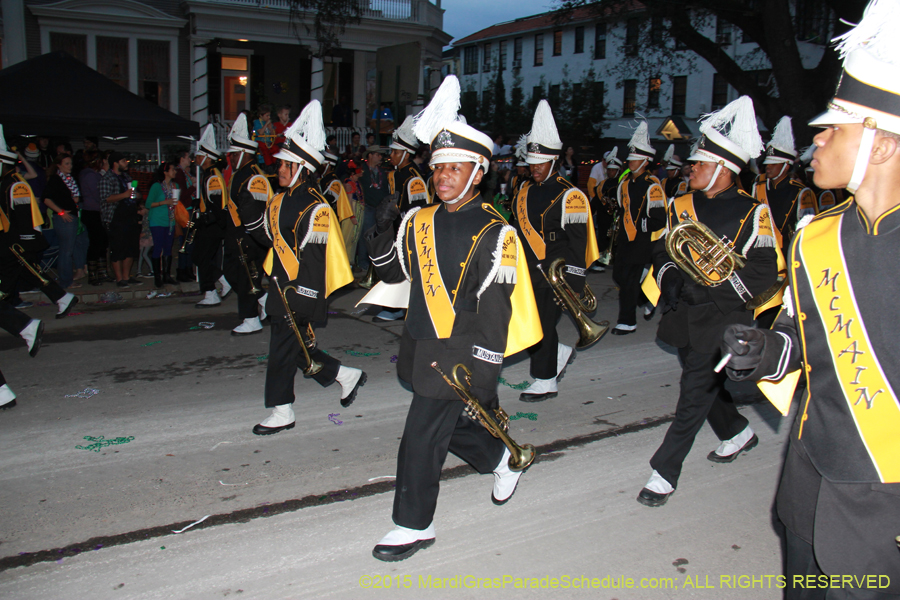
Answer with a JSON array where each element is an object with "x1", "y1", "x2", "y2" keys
[
  {"x1": 21, "y1": 319, "x2": 42, "y2": 357},
  {"x1": 218, "y1": 275, "x2": 232, "y2": 299},
  {"x1": 195, "y1": 290, "x2": 221, "y2": 307},
  {"x1": 0, "y1": 384, "x2": 16, "y2": 409},
  {"x1": 258, "y1": 293, "x2": 268, "y2": 321},
  {"x1": 335, "y1": 366, "x2": 367, "y2": 407},
  {"x1": 518, "y1": 377, "x2": 558, "y2": 402},
  {"x1": 644, "y1": 470, "x2": 674, "y2": 494},
  {"x1": 373, "y1": 523, "x2": 436, "y2": 562},
  {"x1": 252, "y1": 404, "x2": 295, "y2": 435},
  {"x1": 492, "y1": 447, "x2": 522, "y2": 505},
  {"x1": 556, "y1": 343, "x2": 575, "y2": 381},
  {"x1": 232, "y1": 317, "x2": 263, "y2": 336},
  {"x1": 56, "y1": 292, "x2": 78, "y2": 318},
  {"x1": 709, "y1": 426, "x2": 758, "y2": 462}
]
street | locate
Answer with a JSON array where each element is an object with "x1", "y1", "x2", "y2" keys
[{"x1": 0, "y1": 270, "x2": 793, "y2": 599}]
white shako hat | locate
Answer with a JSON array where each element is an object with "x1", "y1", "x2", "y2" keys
[
  {"x1": 763, "y1": 116, "x2": 797, "y2": 164},
  {"x1": 688, "y1": 96, "x2": 764, "y2": 175},
  {"x1": 626, "y1": 120, "x2": 656, "y2": 161},
  {"x1": 515, "y1": 134, "x2": 528, "y2": 167},
  {"x1": 808, "y1": 0, "x2": 900, "y2": 191},
  {"x1": 196, "y1": 124, "x2": 224, "y2": 162},
  {"x1": 322, "y1": 150, "x2": 339, "y2": 166},
  {"x1": 390, "y1": 115, "x2": 419, "y2": 154},
  {"x1": 663, "y1": 144, "x2": 682, "y2": 168},
  {"x1": 412, "y1": 75, "x2": 492, "y2": 173},
  {"x1": 525, "y1": 100, "x2": 563, "y2": 164},
  {"x1": 227, "y1": 113, "x2": 256, "y2": 154},
  {"x1": 275, "y1": 99, "x2": 326, "y2": 174},
  {"x1": 604, "y1": 146, "x2": 622, "y2": 169},
  {"x1": 0, "y1": 125, "x2": 17, "y2": 165}
]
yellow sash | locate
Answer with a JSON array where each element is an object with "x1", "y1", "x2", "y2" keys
[
  {"x1": 515, "y1": 182, "x2": 546, "y2": 260},
  {"x1": 414, "y1": 206, "x2": 456, "y2": 338},
  {"x1": 264, "y1": 193, "x2": 307, "y2": 279},
  {"x1": 505, "y1": 231, "x2": 543, "y2": 355},
  {"x1": 11, "y1": 174, "x2": 44, "y2": 228},
  {"x1": 211, "y1": 168, "x2": 240, "y2": 227},
  {"x1": 795, "y1": 217, "x2": 900, "y2": 481},
  {"x1": 563, "y1": 189, "x2": 601, "y2": 266},
  {"x1": 327, "y1": 179, "x2": 353, "y2": 222},
  {"x1": 318, "y1": 204, "x2": 354, "y2": 297},
  {"x1": 387, "y1": 170, "x2": 396, "y2": 194},
  {"x1": 621, "y1": 180, "x2": 640, "y2": 241}
]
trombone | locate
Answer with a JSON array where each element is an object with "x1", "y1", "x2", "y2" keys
[
  {"x1": 11, "y1": 244, "x2": 50, "y2": 286},
  {"x1": 236, "y1": 237, "x2": 262, "y2": 294},
  {"x1": 431, "y1": 361, "x2": 535, "y2": 471},
  {"x1": 271, "y1": 276, "x2": 323, "y2": 375},
  {"x1": 541, "y1": 258, "x2": 609, "y2": 349}
]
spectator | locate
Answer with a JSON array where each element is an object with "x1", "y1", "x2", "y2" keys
[
  {"x1": 356, "y1": 148, "x2": 387, "y2": 270},
  {"x1": 273, "y1": 105, "x2": 292, "y2": 146},
  {"x1": 36, "y1": 136, "x2": 53, "y2": 170},
  {"x1": 145, "y1": 162, "x2": 179, "y2": 288},
  {"x1": 137, "y1": 202, "x2": 153, "y2": 279},
  {"x1": 42, "y1": 154, "x2": 88, "y2": 289},
  {"x1": 100, "y1": 152, "x2": 141, "y2": 288},
  {"x1": 342, "y1": 160, "x2": 365, "y2": 267},
  {"x1": 331, "y1": 95, "x2": 352, "y2": 127},
  {"x1": 78, "y1": 150, "x2": 110, "y2": 285},
  {"x1": 559, "y1": 145, "x2": 579, "y2": 183},
  {"x1": 346, "y1": 131, "x2": 363, "y2": 159},
  {"x1": 253, "y1": 104, "x2": 277, "y2": 169},
  {"x1": 55, "y1": 141, "x2": 73, "y2": 158},
  {"x1": 326, "y1": 134, "x2": 339, "y2": 158},
  {"x1": 172, "y1": 150, "x2": 196, "y2": 281}
]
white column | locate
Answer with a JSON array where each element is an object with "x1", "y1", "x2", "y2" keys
[
  {"x1": 1, "y1": 0, "x2": 27, "y2": 67},
  {"x1": 311, "y1": 56, "x2": 324, "y2": 103},
  {"x1": 191, "y1": 40, "x2": 210, "y2": 124},
  {"x1": 352, "y1": 51, "x2": 367, "y2": 128}
]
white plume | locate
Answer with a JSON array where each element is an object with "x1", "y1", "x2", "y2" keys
[
  {"x1": 198, "y1": 124, "x2": 218, "y2": 154},
  {"x1": 413, "y1": 76, "x2": 460, "y2": 144},
  {"x1": 799, "y1": 144, "x2": 815, "y2": 164},
  {"x1": 456, "y1": 114, "x2": 468, "y2": 125},
  {"x1": 515, "y1": 134, "x2": 528, "y2": 159},
  {"x1": 0, "y1": 124, "x2": 9, "y2": 154},
  {"x1": 529, "y1": 100, "x2": 562, "y2": 147},
  {"x1": 698, "y1": 96, "x2": 765, "y2": 158},
  {"x1": 393, "y1": 115, "x2": 417, "y2": 146},
  {"x1": 286, "y1": 100, "x2": 326, "y2": 152},
  {"x1": 833, "y1": 0, "x2": 900, "y2": 62},
  {"x1": 769, "y1": 116, "x2": 795, "y2": 153},
  {"x1": 663, "y1": 144, "x2": 674, "y2": 162},
  {"x1": 229, "y1": 113, "x2": 250, "y2": 142},
  {"x1": 605, "y1": 146, "x2": 618, "y2": 162},
  {"x1": 628, "y1": 121, "x2": 650, "y2": 149}
]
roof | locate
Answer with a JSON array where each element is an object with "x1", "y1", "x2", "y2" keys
[{"x1": 453, "y1": 0, "x2": 645, "y2": 46}]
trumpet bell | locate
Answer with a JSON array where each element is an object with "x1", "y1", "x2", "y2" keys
[
  {"x1": 509, "y1": 443, "x2": 536, "y2": 471},
  {"x1": 358, "y1": 263, "x2": 378, "y2": 290}
]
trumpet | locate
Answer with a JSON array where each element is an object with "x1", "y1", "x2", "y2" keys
[
  {"x1": 272, "y1": 276, "x2": 323, "y2": 375},
  {"x1": 11, "y1": 244, "x2": 50, "y2": 286},
  {"x1": 358, "y1": 262, "x2": 378, "y2": 290},
  {"x1": 542, "y1": 258, "x2": 609, "y2": 349},
  {"x1": 596, "y1": 208, "x2": 618, "y2": 267},
  {"x1": 236, "y1": 237, "x2": 262, "y2": 295},
  {"x1": 179, "y1": 209, "x2": 199, "y2": 254},
  {"x1": 665, "y1": 212, "x2": 745, "y2": 287},
  {"x1": 431, "y1": 361, "x2": 535, "y2": 472}
]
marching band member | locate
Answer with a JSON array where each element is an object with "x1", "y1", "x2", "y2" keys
[
  {"x1": 638, "y1": 96, "x2": 778, "y2": 507},
  {"x1": 251, "y1": 100, "x2": 365, "y2": 435},
  {"x1": 0, "y1": 299, "x2": 44, "y2": 410},
  {"x1": 388, "y1": 115, "x2": 431, "y2": 213},
  {"x1": 225, "y1": 114, "x2": 268, "y2": 335},
  {"x1": 721, "y1": 2, "x2": 900, "y2": 591},
  {"x1": 590, "y1": 147, "x2": 623, "y2": 272},
  {"x1": 318, "y1": 150, "x2": 354, "y2": 222},
  {"x1": 0, "y1": 125, "x2": 77, "y2": 318},
  {"x1": 514, "y1": 101, "x2": 598, "y2": 402},
  {"x1": 661, "y1": 145, "x2": 687, "y2": 199},
  {"x1": 612, "y1": 121, "x2": 666, "y2": 335},
  {"x1": 364, "y1": 76, "x2": 541, "y2": 561},
  {"x1": 506, "y1": 136, "x2": 530, "y2": 205},
  {"x1": 192, "y1": 125, "x2": 231, "y2": 308}
]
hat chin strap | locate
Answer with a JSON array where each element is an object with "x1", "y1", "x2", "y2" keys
[
  {"x1": 847, "y1": 123, "x2": 878, "y2": 194},
  {"x1": 702, "y1": 163, "x2": 724, "y2": 193},
  {"x1": 444, "y1": 164, "x2": 483, "y2": 205},
  {"x1": 289, "y1": 164, "x2": 305, "y2": 188},
  {"x1": 766, "y1": 163, "x2": 788, "y2": 190}
]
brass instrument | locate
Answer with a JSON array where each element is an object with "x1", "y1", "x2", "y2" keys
[
  {"x1": 179, "y1": 209, "x2": 199, "y2": 254},
  {"x1": 665, "y1": 212, "x2": 745, "y2": 287},
  {"x1": 542, "y1": 258, "x2": 609, "y2": 349},
  {"x1": 746, "y1": 269, "x2": 787, "y2": 311},
  {"x1": 431, "y1": 361, "x2": 535, "y2": 472},
  {"x1": 596, "y1": 202, "x2": 618, "y2": 267},
  {"x1": 236, "y1": 237, "x2": 262, "y2": 295},
  {"x1": 272, "y1": 276, "x2": 323, "y2": 375},
  {"x1": 11, "y1": 244, "x2": 50, "y2": 286},
  {"x1": 358, "y1": 262, "x2": 378, "y2": 290}
]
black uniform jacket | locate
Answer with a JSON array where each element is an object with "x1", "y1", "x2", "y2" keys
[
  {"x1": 192, "y1": 162, "x2": 227, "y2": 231},
  {"x1": 1, "y1": 172, "x2": 47, "y2": 254},
  {"x1": 389, "y1": 162, "x2": 429, "y2": 213},
  {"x1": 654, "y1": 185, "x2": 778, "y2": 353},
  {"x1": 366, "y1": 194, "x2": 516, "y2": 402},
  {"x1": 753, "y1": 174, "x2": 817, "y2": 252},
  {"x1": 512, "y1": 175, "x2": 590, "y2": 293},
  {"x1": 615, "y1": 171, "x2": 666, "y2": 265}
]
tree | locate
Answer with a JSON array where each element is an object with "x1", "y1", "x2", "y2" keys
[
  {"x1": 551, "y1": 0, "x2": 868, "y2": 142},
  {"x1": 491, "y1": 60, "x2": 508, "y2": 136},
  {"x1": 286, "y1": 0, "x2": 361, "y2": 57}
]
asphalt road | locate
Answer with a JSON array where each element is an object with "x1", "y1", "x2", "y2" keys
[{"x1": 0, "y1": 270, "x2": 795, "y2": 599}]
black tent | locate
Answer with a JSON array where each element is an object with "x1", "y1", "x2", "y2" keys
[{"x1": 0, "y1": 51, "x2": 199, "y2": 139}]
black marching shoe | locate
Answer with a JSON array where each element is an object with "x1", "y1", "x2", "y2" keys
[
  {"x1": 707, "y1": 433, "x2": 759, "y2": 463},
  {"x1": 372, "y1": 524, "x2": 436, "y2": 562},
  {"x1": 637, "y1": 487, "x2": 673, "y2": 507}
]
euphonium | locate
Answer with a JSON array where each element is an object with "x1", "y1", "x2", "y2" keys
[
  {"x1": 542, "y1": 258, "x2": 609, "y2": 349},
  {"x1": 358, "y1": 262, "x2": 378, "y2": 290},
  {"x1": 272, "y1": 276, "x2": 323, "y2": 375},
  {"x1": 11, "y1": 244, "x2": 50, "y2": 286},
  {"x1": 665, "y1": 212, "x2": 745, "y2": 287},
  {"x1": 431, "y1": 361, "x2": 535, "y2": 471}
]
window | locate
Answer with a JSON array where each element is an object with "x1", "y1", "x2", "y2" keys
[
  {"x1": 461, "y1": 90, "x2": 479, "y2": 118},
  {"x1": 648, "y1": 77, "x2": 661, "y2": 110},
  {"x1": 594, "y1": 23, "x2": 607, "y2": 59},
  {"x1": 672, "y1": 76, "x2": 687, "y2": 115},
  {"x1": 549, "y1": 84, "x2": 560, "y2": 108},
  {"x1": 534, "y1": 33, "x2": 544, "y2": 66},
  {"x1": 794, "y1": 0, "x2": 830, "y2": 44},
  {"x1": 483, "y1": 43, "x2": 491, "y2": 72},
  {"x1": 138, "y1": 40, "x2": 170, "y2": 110},
  {"x1": 623, "y1": 79, "x2": 637, "y2": 117},
  {"x1": 97, "y1": 37, "x2": 128, "y2": 88},
  {"x1": 748, "y1": 68, "x2": 775, "y2": 96},
  {"x1": 712, "y1": 73, "x2": 729, "y2": 109},
  {"x1": 514, "y1": 37, "x2": 523, "y2": 64},
  {"x1": 221, "y1": 55, "x2": 248, "y2": 71},
  {"x1": 651, "y1": 16, "x2": 664, "y2": 44},
  {"x1": 50, "y1": 32, "x2": 87, "y2": 63},
  {"x1": 716, "y1": 17, "x2": 733, "y2": 45},
  {"x1": 464, "y1": 46, "x2": 478, "y2": 75},
  {"x1": 592, "y1": 81, "x2": 605, "y2": 117},
  {"x1": 625, "y1": 19, "x2": 639, "y2": 56},
  {"x1": 553, "y1": 30, "x2": 562, "y2": 56},
  {"x1": 574, "y1": 26, "x2": 584, "y2": 54},
  {"x1": 532, "y1": 85, "x2": 544, "y2": 102},
  {"x1": 499, "y1": 40, "x2": 507, "y2": 70}
]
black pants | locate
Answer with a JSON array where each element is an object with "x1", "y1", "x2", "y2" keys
[
  {"x1": 191, "y1": 224, "x2": 223, "y2": 293},
  {"x1": 649, "y1": 344, "x2": 748, "y2": 487},
  {"x1": 393, "y1": 392, "x2": 505, "y2": 530},
  {"x1": 527, "y1": 285, "x2": 562, "y2": 380},
  {"x1": 0, "y1": 299, "x2": 31, "y2": 337},
  {"x1": 0, "y1": 254, "x2": 66, "y2": 303},
  {"x1": 222, "y1": 236, "x2": 264, "y2": 319},
  {"x1": 613, "y1": 261, "x2": 647, "y2": 327},
  {"x1": 81, "y1": 210, "x2": 107, "y2": 262},
  {"x1": 264, "y1": 318, "x2": 341, "y2": 407}
]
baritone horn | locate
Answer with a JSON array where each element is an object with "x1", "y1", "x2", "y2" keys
[
  {"x1": 665, "y1": 212, "x2": 745, "y2": 286},
  {"x1": 272, "y1": 276, "x2": 323, "y2": 375},
  {"x1": 542, "y1": 258, "x2": 609, "y2": 349},
  {"x1": 431, "y1": 361, "x2": 535, "y2": 471}
]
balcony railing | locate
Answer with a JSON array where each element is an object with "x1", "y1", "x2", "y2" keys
[{"x1": 197, "y1": 0, "x2": 442, "y2": 26}]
